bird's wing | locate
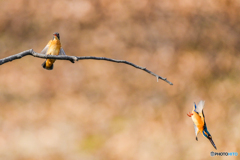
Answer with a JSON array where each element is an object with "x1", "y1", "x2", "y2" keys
[
  {"x1": 193, "y1": 123, "x2": 199, "y2": 141},
  {"x1": 202, "y1": 111, "x2": 207, "y2": 129},
  {"x1": 40, "y1": 40, "x2": 52, "y2": 54},
  {"x1": 194, "y1": 100, "x2": 205, "y2": 114},
  {"x1": 59, "y1": 48, "x2": 66, "y2": 55},
  {"x1": 40, "y1": 45, "x2": 49, "y2": 54}
]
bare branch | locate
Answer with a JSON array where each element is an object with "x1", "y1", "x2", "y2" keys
[{"x1": 0, "y1": 49, "x2": 173, "y2": 85}]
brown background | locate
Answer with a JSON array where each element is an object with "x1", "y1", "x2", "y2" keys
[{"x1": 0, "y1": 0, "x2": 240, "y2": 159}]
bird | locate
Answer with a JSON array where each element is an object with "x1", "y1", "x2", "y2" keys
[
  {"x1": 187, "y1": 100, "x2": 217, "y2": 150},
  {"x1": 41, "y1": 32, "x2": 66, "y2": 70}
]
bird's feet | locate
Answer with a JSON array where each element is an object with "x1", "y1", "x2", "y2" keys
[{"x1": 187, "y1": 112, "x2": 193, "y2": 117}]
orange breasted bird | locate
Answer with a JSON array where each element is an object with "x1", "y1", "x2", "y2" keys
[
  {"x1": 187, "y1": 100, "x2": 217, "y2": 150},
  {"x1": 41, "y1": 32, "x2": 66, "y2": 70}
]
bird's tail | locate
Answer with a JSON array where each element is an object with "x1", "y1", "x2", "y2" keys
[{"x1": 42, "y1": 61, "x2": 54, "y2": 70}]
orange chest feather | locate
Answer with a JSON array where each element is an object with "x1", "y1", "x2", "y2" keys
[
  {"x1": 191, "y1": 112, "x2": 205, "y2": 132},
  {"x1": 46, "y1": 39, "x2": 61, "y2": 56}
]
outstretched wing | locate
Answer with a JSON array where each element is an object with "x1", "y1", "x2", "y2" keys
[
  {"x1": 40, "y1": 45, "x2": 49, "y2": 54},
  {"x1": 59, "y1": 48, "x2": 66, "y2": 55},
  {"x1": 40, "y1": 40, "x2": 52, "y2": 54},
  {"x1": 194, "y1": 100, "x2": 205, "y2": 114},
  {"x1": 193, "y1": 123, "x2": 199, "y2": 141}
]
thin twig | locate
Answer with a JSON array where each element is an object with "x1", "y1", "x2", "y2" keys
[{"x1": 0, "y1": 49, "x2": 173, "y2": 85}]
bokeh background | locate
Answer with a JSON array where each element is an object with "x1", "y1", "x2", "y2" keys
[{"x1": 0, "y1": 0, "x2": 240, "y2": 159}]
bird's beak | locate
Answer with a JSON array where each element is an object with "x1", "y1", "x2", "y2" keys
[{"x1": 208, "y1": 138, "x2": 217, "y2": 150}]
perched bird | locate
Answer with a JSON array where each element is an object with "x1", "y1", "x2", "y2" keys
[
  {"x1": 187, "y1": 100, "x2": 217, "y2": 150},
  {"x1": 41, "y1": 32, "x2": 66, "y2": 70}
]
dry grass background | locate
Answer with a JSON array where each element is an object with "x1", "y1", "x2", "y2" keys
[{"x1": 0, "y1": 0, "x2": 240, "y2": 159}]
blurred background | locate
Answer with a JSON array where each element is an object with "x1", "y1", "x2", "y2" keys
[{"x1": 0, "y1": 0, "x2": 240, "y2": 159}]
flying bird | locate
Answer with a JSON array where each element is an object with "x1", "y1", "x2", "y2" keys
[
  {"x1": 41, "y1": 32, "x2": 66, "y2": 70},
  {"x1": 187, "y1": 100, "x2": 217, "y2": 150}
]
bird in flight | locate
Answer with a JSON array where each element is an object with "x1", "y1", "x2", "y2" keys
[{"x1": 187, "y1": 100, "x2": 217, "y2": 150}]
